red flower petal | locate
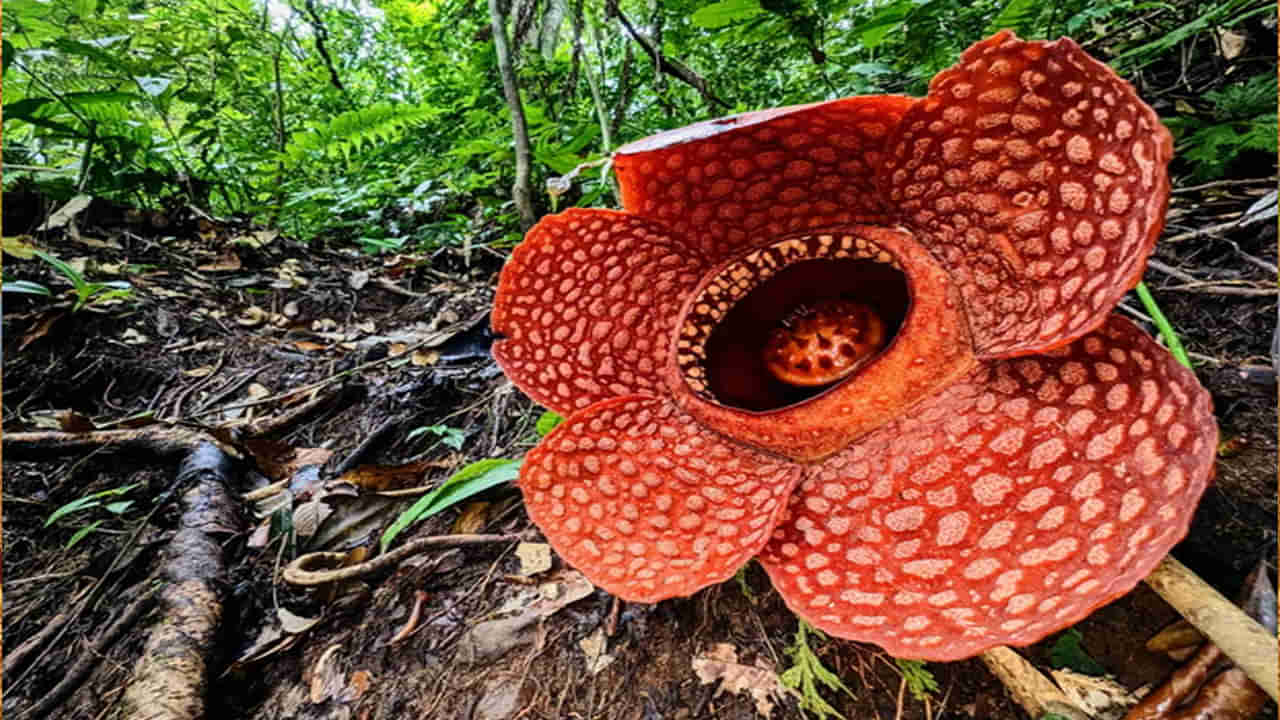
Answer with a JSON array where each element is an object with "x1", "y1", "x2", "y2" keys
[
  {"x1": 757, "y1": 316, "x2": 1215, "y2": 660},
  {"x1": 880, "y1": 31, "x2": 1173, "y2": 358},
  {"x1": 615, "y1": 96, "x2": 916, "y2": 263},
  {"x1": 492, "y1": 209, "x2": 707, "y2": 414},
  {"x1": 520, "y1": 395, "x2": 802, "y2": 602}
]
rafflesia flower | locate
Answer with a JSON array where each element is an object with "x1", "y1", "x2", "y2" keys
[{"x1": 491, "y1": 31, "x2": 1218, "y2": 660}]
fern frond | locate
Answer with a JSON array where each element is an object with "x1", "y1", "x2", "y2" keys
[{"x1": 285, "y1": 102, "x2": 443, "y2": 167}]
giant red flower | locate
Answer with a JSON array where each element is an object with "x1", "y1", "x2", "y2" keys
[{"x1": 491, "y1": 31, "x2": 1217, "y2": 660}]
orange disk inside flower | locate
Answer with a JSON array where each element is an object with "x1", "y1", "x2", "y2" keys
[{"x1": 763, "y1": 299, "x2": 887, "y2": 387}]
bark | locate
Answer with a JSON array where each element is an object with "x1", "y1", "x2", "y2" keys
[
  {"x1": 979, "y1": 647, "x2": 1090, "y2": 720},
  {"x1": 120, "y1": 443, "x2": 241, "y2": 720},
  {"x1": 490, "y1": 0, "x2": 537, "y2": 230},
  {"x1": 301, "y1": 0, "x2": 345, "y2": 92},
  {"x1": 1143, "y1": 555, "x2": 1279, "y2": 701}
]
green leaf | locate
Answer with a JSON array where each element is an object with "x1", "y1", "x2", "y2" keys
[
  {"x1": 985, "y1": 0, "x2": 1039, "y2": 36},
  {"x1": 894, "y1": 659, "x2": 939, "y2": 701},
  {"x1": 535, "y1": 410, "x2": 562, "y2": 437},
  {"x1": 46, "y1": 483, "x2": 139, "y2": 526},
  {"x1": 3, "y1": 40, "x2": 15, "y2": 77},
  {"x1": 103, "y1": 500, "x2": 135, "y2": 514},
  {"x1": 3, "y1": 280, "x2": 52, "y2": 296},
  {"x1": 380, "y1": 458, "x2": 520, "y2": 551},
  {"x1": 34, "y1": 250, "x2": 87, "y2": 289},
  {"x1": 691, "y1": 0, "x2": 764, "y2": 29},
  {"x1": 66, "y1": 519, "x2": 105, "y2": 549},
  {"x1": 1048, "y1": 628, "x2": 1106, "y2": 676},
  {"x1": 4, "y1": 97, "x2": 54, "y2": 122}
]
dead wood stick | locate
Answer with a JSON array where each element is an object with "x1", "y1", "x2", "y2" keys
[
  {"x1": 186, "y1": 308, "x2": 488, "y2": 420},
  {"x1": 18, "y1": 585, "x2": 160, "y2": 720},
  {"x1": 4, "y1": 425, "x2": 238, "y2": 460},
  {"x1": 1143, "y1": 555, "x2": 1278, "y2": 702},
  {"x1": 120, "y1": 443, "x2": 241, "y2": 720},
  {"x1": 3, "y1": 584, "x2": 93, "y2": 679},
  {"x1": 979, "y1": 646, "x2": 1092, "y2": 720},
  {"x1": 282, "y1": 533, "x2": 525, "y2": 586}
]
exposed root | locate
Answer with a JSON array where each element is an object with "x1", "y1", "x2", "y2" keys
[{"x1": 119, "y1": 443, "x2": 241, "y2": 720}]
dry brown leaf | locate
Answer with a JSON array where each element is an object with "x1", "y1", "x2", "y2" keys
[
  {"x1": 515, "y1": 542, "x2": 553, "y2": 576},
  {"x1": 345, "y1": 670, "x2": 373, "y2": 702},
  {"x1": 293, "y1": 340, "x2": 329, "y2": 352},
  {"x1": 246, "y1": 383, "x2": 271, "y2": 400},
  {"x1": 412, "y1": 350, "x2": 439, "y2": 366},
  {"x1": 197, "y1": 250, "x2": 242, "y2": 272},
  {"x1": 309, "y1": 644, "x2": 345, "y2": 704},
  {"x1": 237, "y1": 306, "x2": 268, "y2": 327},
  {"x1": 339, "y1": 458, "x2": 453, "y2": 492},
  {"x1": 279, "y1": 607, "x2": 322, "y2": 635},
  {"x1": 1146, "y1": 619, "x2": 1204, "y2": 656},
  {"x1": 294, "y1": 500, "x2": 334, "y2": 539},
  {"x1": 19, "y1": 312, "x2": 62, "y2": 350},
  {"x1": 579, "y1": 627, "x2": 616, "y2": 675},
  {"x1": 389, "y1": 342, "x2": 408, "y2": 356},
  {"x1": 452, "y1": 501, "x2": 490, "y2": 534},
  {"x1": 692, "y1": 643, "x2": 788, "y2": 717},
  {"x1": 183, "y1": 365, "x2": 216, "y2": 378}
]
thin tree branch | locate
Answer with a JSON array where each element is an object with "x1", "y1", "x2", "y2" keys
[{"x1": 612, "y1": 10, "x2": 730, "y2": 109}]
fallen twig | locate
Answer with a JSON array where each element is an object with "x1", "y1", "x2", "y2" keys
[
  {"x1": 1143, "y1": 556, "x2": 1278, "y2": 702},
  {"x1": 282, "y1": 532, "x2": 525, "y2": 586},
  {"x1": 19, "y1": 585, "x2": 160, "y2": 720},
  {"x1": 4, "y1": 424, "x2": 238, "y2": 460},
  {"x1": 187, "y1": 308, "x2": 487, "y2": 420}
]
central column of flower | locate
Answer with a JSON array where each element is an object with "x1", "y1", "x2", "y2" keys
[{"x1": 764, "y1": 299, "x2": 887, "y2": 386}]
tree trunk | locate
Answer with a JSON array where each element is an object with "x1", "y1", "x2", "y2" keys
[{"x1": 490, "y1": 0, "x2": 537, "y2": 230}]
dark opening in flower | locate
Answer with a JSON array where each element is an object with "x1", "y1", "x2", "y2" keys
[
  {"x1": 688, "y1": 240, "x2": 908, "y2": 411},
  {"x1": 491, "y1": 31, "x2": 1216, "y2": 662}
]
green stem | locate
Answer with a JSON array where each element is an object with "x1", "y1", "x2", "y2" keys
[{"x1": 1134, "y1": 281, "x2": 1192, "y2": 369}]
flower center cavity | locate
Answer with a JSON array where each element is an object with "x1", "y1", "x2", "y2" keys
[{"x1": 676, "y1": 233, "x2": 909, "y2": 412}]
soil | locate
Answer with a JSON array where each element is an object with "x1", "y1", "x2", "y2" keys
[{"x1": 3, "y1": 173, "x2": 1276, "y2": 720}]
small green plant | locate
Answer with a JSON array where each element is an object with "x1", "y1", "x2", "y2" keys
[
  {"x1": 380, "y1": 457, "x2": 521, "y2": 551},
  {"x1": 2, "y1": 277, "x2": 52, "y2": 296},
  {"x1": 893, "y1": 658, "x2": 939, "y2": 701},
  {"x1": 733, "y1": 562, "x2": 757, "y2": 604},
  {"x1": 408, "y1": 423, "x2": 467, "y2": 450},
  {"x1": 1048, "y1": 627, "x2": 1106, "y2": 676},
  {"x1": 1135, "y1": 282, "x2": 1192, "y2": 370},
  {"x1": 45, "y1": 483, "x2": 139, "y2": 548},
  {"x1": 535, "y1": 410, "x2": 563, "y2": 437},
  {"x1": 33, "y1": 250, "x2": 133, "y2": 310},
  {"x1": 780, "y1": 620, "x2": 855, "y2": 720},
  {"x1": 1166, "y1": 73, "x2": 1277, "y2": 180}
]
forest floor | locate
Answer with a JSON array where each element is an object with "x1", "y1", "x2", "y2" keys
[{"x1": 2, "y1": 172, "x2": 1277, "y2": 720}]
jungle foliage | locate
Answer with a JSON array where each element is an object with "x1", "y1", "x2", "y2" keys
[{"x1": 4, "y1": 0, "x2": 1275, "y2": 247}]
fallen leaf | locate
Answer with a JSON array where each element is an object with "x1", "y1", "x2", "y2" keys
[
  {"x1": 349, "y1": 270, "x2": 370, "y2": 290},
  {"x1": 412, "y1": 350, "x2": 439, "y2": 366},
  {"x1": 340, "y1": 458, "x2": 454, "y2": 492},
  {"x1": 294, "y1": 500, "x2": 334, "y2": 539},
  {"x1": 247, "y1": 383, "x2": 271, "y2": 400},
  {"x1": 1049, "y1": 670, "x2": 1136, "y2": 720},
  {"x1": 228, "y1": 624, "x2": 298, "y2": 671},
  {"x1": 237, "y1": 306, "x2": 268, "y2": 327},
  {"x1": 515, "y1": 542, "x2": 553, "y2": 576},
  {"x1": 452, "y1": 501, "x2": 490, "y2": 534},
  {"x1": 279, "y1": 607, "x2": 322, "y2": 635},
  {"x1": 389, "y1": 342, "x2": 408, "y2": 356},
  {"x1": 456, "y1": 570, "x2": 594, "y2": 663},
  {"x1": 344, "y1": 670, "x2": 373, "y2": 702},
  {"x1": 198, "y1": 250, "x2": 242, "y2": 272},
  {"x1": 19, "y1": 312, "x2": 62, "y2": 350},
  {"x1": 1215, "y1": 27, "x2": 1246, "y2": 59},
  {"x1": 692, "y1": 643, "x2": 788, "y2": 717},
  {"x1": 3, "y1": 235, "x2": 39, "y2": 259},
  {"x1": 121, "y1": 328, "x2": 149, "y2": 345},
  {"x1": 309, "y1": 644, "x2": 345, "y2": 704},
  {"x1": 184, "y1": 365, "x2": 216, "y2": 378},
  {"x1": 579, "y1": 627, "x2": 616, "y2": 675},
  {"x1": 294, "y1": 340, "x2": 329, "y2": 352}
]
